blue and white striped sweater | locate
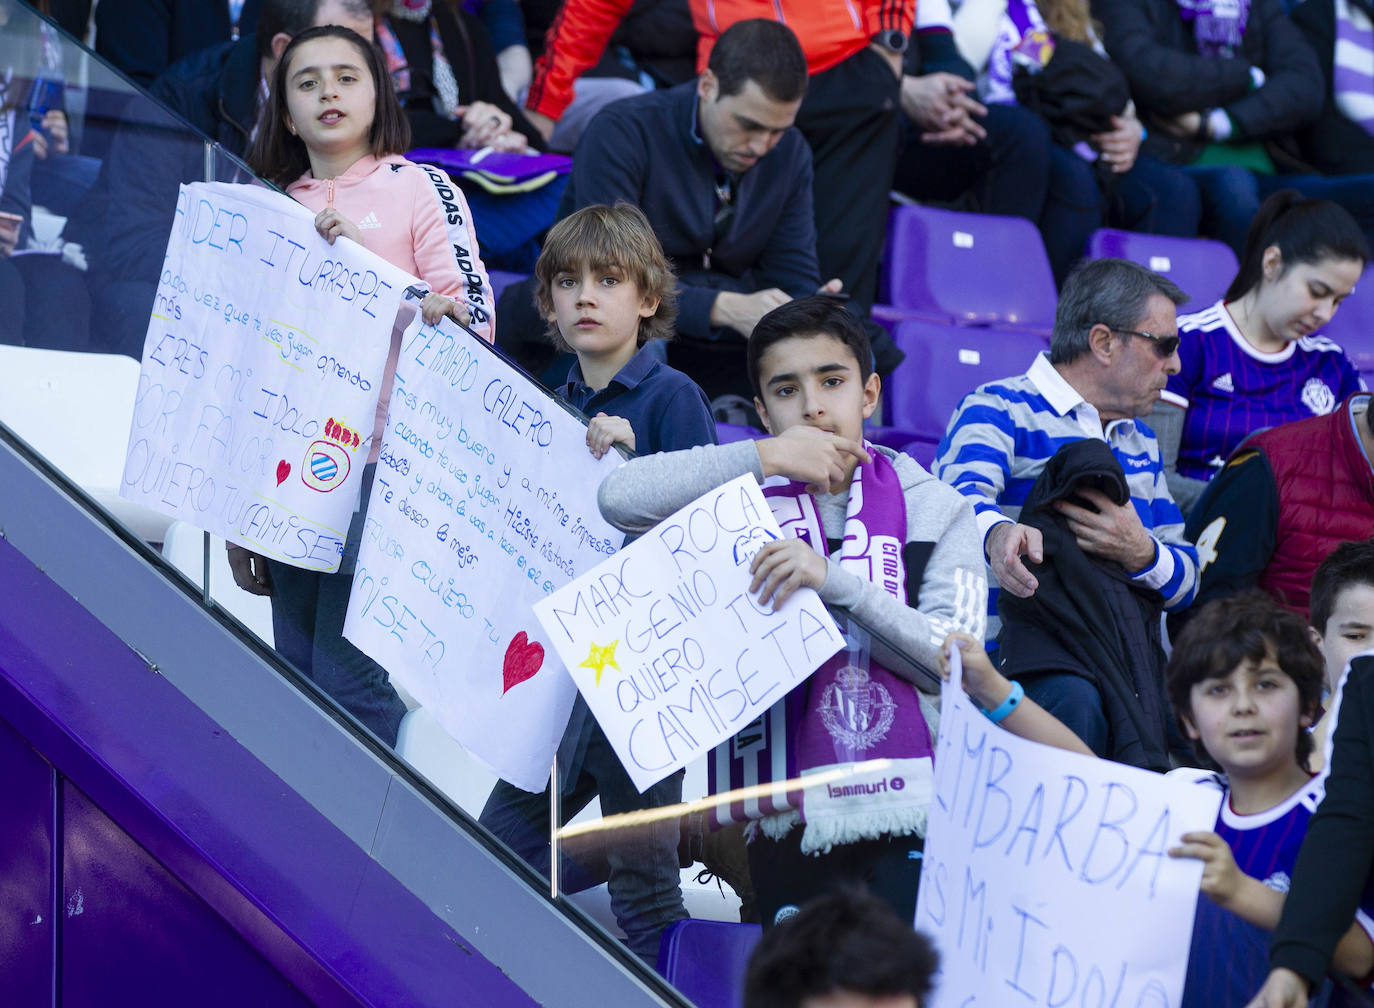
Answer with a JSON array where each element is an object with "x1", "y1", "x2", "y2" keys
[{"x1": 934, "y1": 357, "x2": 1199, "y2": 640}]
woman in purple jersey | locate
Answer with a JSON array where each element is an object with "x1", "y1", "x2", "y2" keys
[{"x1": 1153, "y1": 191, "x2": 1368, "y2": 515}]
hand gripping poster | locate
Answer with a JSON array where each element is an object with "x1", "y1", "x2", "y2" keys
[
  {"x1": 121, "y1": 181, "x2": 412, "y2": 572},
  {"x1": 344, "y1": 310, "x2": 625, "y2": 791}
]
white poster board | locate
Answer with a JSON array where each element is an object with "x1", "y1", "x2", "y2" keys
[
  {"x1": 120, "y1": 181, "x2": 413, "y2": 571},
  {"x1": 915, "y1": 648, "x2": 1221, "y2": 1008},
  {"x1": 343, "y1": 312, "x2": 624, "y2": 791},
  {"x1": 535, "y1": 474, "x2": 844, "y2": 792}
]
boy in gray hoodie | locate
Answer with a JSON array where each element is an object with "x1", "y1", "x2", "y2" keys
[{"x1": 597, "y1": 296, "x2": 986, "y2": 928}]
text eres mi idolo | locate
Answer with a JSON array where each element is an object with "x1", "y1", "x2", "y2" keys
[{"x1": 916, "y1": 645, "x2": 1222, "y2": 1008}]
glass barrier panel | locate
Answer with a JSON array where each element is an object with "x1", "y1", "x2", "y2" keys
[
  {"x1": 2, "y1": 9, "x2": 733, "y2": 1000},
  {"x1": 551, "y1": 579, "x2": 938, "y2": 989},
  {"x1": 0, "y1": 0, "x2": 581, "y2": 960}
]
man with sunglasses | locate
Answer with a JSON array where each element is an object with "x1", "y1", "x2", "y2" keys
[{"x1": 933, "y1": 257, "x2": 1199, "y2": 755}]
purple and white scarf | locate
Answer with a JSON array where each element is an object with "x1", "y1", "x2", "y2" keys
[
  {"x1": 1175, "y1": 0, "x2": 1250, "y2": 58},
  {"x1": 986, "y1": 0, "x2": 1056, "y2": 107},
  {"x1": 377, "y1": 7, "x2": 462, "y2": 121},
  {"x1": 708, "y1": 448, "x2": 935, "y2": 854},
  {"x1": 1335, "y1": 0, "x2": 1374, "y2": 136}
]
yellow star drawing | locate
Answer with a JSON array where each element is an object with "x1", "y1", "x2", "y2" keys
[{"x1": 579, "y1": 640, "x2": 620, "y2": 686}]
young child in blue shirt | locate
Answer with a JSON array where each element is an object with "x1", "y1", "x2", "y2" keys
[
  {"x1": 1250, "y1": 539, "x2": 1374, "y2": 1006},
  {"x1": 942, "y1": 588, "x2": 1374, "y2": 1008},
  {"x1": 1164, "y1": 593, "x2": 1374, "y2": 1008},
  {"x1": 538, "y1": 201, "x2": 717, "y2": 459},
  {"x1": 478, "y1": 202, "x2": 716, "y2": 967}
]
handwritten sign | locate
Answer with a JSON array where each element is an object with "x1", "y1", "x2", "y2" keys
[
  {"x1": 915, "y1": 648, "x2": 1221, "y2": 1008},
  {"x1": 535, "y1": 474, "x2": 844, "y2": 792},
  {"x1": 343, "y1": 311, "x2": 624, "y2": 791},
  {"x1": 120, "y1": 181, "x2": 413, "y2": 571}
]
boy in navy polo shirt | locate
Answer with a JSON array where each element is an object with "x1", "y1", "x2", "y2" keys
[
  {"x1": 479, "y1": 202, "x2": 716, "y2": 968},
  {"x1": 540, "y1": 202, "x2": 717, "y2": 460}
]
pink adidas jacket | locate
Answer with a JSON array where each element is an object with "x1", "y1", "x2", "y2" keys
[{"x1": 288, "y1": 154, "x2": 494, "y2": 459}]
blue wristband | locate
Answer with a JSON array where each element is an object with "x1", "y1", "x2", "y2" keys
[{"x1": 981, "y1": 680, "x2": 1024, "y2": 724}]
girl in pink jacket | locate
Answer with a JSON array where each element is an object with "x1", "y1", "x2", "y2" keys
[{"x1": 230, "y1": 25, "x2": 493, "y2": 745}]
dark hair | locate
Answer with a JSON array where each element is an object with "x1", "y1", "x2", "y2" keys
[
  {"x1": 1225, "y1": 190, "x2": 1370, "y2": 302},
  {"x1": 1050, "y1": 258, "x2": 1187, "y2": 365},
  {"x1": 706, "y1": 19, "x2": 808, "y2": 102},
  {"x1": 1310, "y1": 538, "x2": 1374, "y2": 635},
  {"x1": 1166, "y1": 592, "x2": 1325, "y2": 771},
  {"x1": 247, "y1": 24, "x2": 409, "y2": 187},
  {"x1": 257, "y1": 0, "x2": 313, "y2": 60},
  {"x1": 744, "y1": 888, "x2": 938, "y2": 1008},
  {"x1": 533, "y1": 203, "x2": 678, "y2": 350},
  {"x1": 747, "y1": 296, "x2": 873, "y2": 399},
  {"x1": 254, "y1": 0, "x2": 377, "y2": 61}
]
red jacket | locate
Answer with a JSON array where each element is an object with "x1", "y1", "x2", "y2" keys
[
  {"x1": 526, "y1": 0, "x2": 914, "y2": 120},
  {"x1": 1252, "y1": 397, "x2": 1374, "y2": 618}
]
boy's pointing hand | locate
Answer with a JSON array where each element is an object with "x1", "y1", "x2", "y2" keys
[{"x1": 757, "y1": 426, "x2": 871, "y2": 495}]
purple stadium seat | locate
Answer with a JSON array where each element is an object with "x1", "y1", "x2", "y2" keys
[
  {"x1": 870, "y1": 318, "x2": 1048, "y2": 457},
  {"x1": 716, "y1": 422, "x2": 768, "y2": 444},
  {"x1": 882, "y1": 205, "x2": 1057, "y2": 332},
  {"x1": 1320, "y1": 264, "x2": 1374, "y2": 380},
  {"x1": 656, "y1": 920, "x2": 762, "y2": 1008},
  {"x1": 1084, "y1": 229, "x2": 1238, "y2": 312},
  {"x1": 871, "y1": 300, "x2": 946, "y2": 333}
]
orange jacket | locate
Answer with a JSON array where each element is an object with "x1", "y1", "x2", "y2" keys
[{"x1": 526, "y1": 0, "x2": 914, "y2": 120}]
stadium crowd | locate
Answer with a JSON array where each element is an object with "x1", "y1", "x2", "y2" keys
[{"x1": 8, "y1": 0, "x2": 1374, "y2": 1005}]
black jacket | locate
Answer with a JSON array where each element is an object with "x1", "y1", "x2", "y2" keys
[
  {"x1": 84, "y1": 35, "x2": 259, "y2": 327},
  {"x1": 1093, "y1": 0, "x2": 1324, "y2": 166},
  {"x1": 997, "y1": 439, "x2": 1172, "y2": 770},
  {"x1": 148, "y1": 34, "x2": 260, "y2": 156},
  {"x1": 96, "y1": 0, "x2": 262, "y2": 89},
  {"x1": 384, "y1": 6, "x2": 545, "y2": 151},
  {"x1": 1272, "y1": 655, "x2": 1374, "y2": 987},
  {"x1": 1291, "y1": 0, "x2": 1374, "y2": 174},
  {"x1": 556, "y1": 80, "x2": 819, "y2": 340}
]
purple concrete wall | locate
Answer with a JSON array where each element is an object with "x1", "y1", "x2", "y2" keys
[
  {"x1": 60, "y1": 782, "x2": 316, "y2": 1006},
  {"x1": 0, "y1": 534, "x2": 539, "y2": 1007},
  {"x1": 0, "y1": 715, "x2": 53, "y2": 1006}
]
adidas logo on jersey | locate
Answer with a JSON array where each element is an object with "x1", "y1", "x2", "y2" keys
[
  {"x1": 358, "y1": 211, "x2": 381, "y2": 230},
  {"x1": 1211, "y1": 372, "x2": 1234, "y2": 393}
]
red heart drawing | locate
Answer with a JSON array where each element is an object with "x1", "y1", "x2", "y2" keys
[
  {"x1": 276, "y1": 460, "x2": 291, "y2": 486},
  {"x1": 502, "y1": 631, "x2": 544, "y2": 694}
]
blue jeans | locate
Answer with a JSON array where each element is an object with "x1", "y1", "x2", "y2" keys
[
  {"x1": 1111, "y1": 152, "x2": 1202, "y2": 238},
  {"x1": 895, "y1": 103, "x2": 1053, "y2": 223},
  {"x1": 1186, "y1": 164, "x2": 1374, "y2": 255},
  {"x1": 479, "y1": 697, "x2": 687, "y2": 965},
  {"x1": 1021, "y1": 672, "x2": 1110, "y2": 756},
  {"x1": 1043, "y1": 148, "x2": 1201, "y2": 285},
  {"x1": 266, "y1": 465, "x2": 407, "y2": 746}
]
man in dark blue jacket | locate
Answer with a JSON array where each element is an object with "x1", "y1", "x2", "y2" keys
[{"x1": 499, "y1": 20, "x2": 902, "y2": 401}]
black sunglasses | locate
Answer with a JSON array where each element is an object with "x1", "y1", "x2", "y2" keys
[{"x1": 1111, "y1": 327, "x2": 1181, "y2": 359}]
